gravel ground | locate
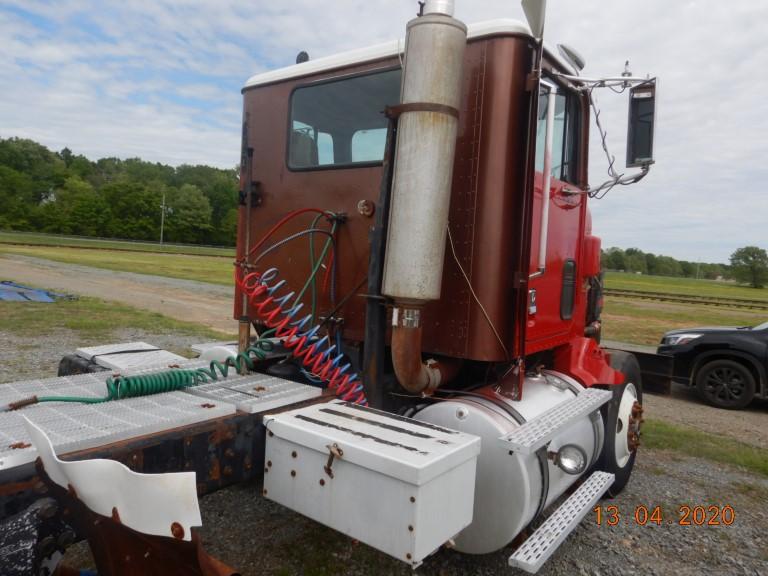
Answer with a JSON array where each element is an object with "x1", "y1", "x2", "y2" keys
[
  {"x1": 1, "y1": 259, "x2": 766, "y2": 575},
  {"x1": 643, "y1": 385, "x2": 768, "y2": 449},
  {"x1": 197, "y1": 449, "x2": 768, "y2": 576},
  {"x1": 0, "y1": 327, "x2": 203, "y2": 384}
]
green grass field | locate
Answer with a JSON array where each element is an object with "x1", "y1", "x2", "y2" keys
[
  {"x1": 642, "y1": 419, "x2": 768, "y2": 477},
  {"x1": 601, "y1": 298, "x2": 763, "y2": 346},
  {"x1": 0, "y1": 296, "x2": 229, "y2": 340},
  {"x1": 2, "y1": 239, "x2": 766, "y2": 346},
  {"x1": 0, "y1": 244, "x2": 233, "y2": 285},
  {"x1": 605, "y1": 271, "x2": 768, "y2": 301},
  {"x1": 0, "y1": 230, "x2": 234, "y2": 257}
]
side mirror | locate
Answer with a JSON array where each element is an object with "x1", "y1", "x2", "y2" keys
[{"x1": 626, "y1": 81, "x2": 657, "y2": 168}]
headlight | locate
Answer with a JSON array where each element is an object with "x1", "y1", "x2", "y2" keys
[{"x1": 662, "y1": 333, "x2": 702, "y2": 346}]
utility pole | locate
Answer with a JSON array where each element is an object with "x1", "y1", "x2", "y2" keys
[{"x1": 160, "y1": 193, "x2": 167, "y2": 246}]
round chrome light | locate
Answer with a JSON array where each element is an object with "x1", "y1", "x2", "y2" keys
[{"x1": 552, "y1": 444, "x2": 588, "y2": 475}]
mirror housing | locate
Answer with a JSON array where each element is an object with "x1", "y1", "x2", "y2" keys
[{"x1": 626, "y1": 81, "x2": 657, "y2": 168}]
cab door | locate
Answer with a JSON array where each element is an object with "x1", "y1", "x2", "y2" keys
[{"x1": 526, "y1": 79, "x2": 587, "y2": 354}]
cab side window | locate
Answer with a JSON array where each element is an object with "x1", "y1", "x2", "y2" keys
[
  {"x1": 534, "y1": 84, "x2": 580, "y2": 184},
  {"x1": 288, "y1": 68, "x2": 401, "y2": 170}
]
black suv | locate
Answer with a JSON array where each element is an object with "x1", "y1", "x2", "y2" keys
[{"x1": 657, "y1": 321, "x2": 768, "y2": 409}]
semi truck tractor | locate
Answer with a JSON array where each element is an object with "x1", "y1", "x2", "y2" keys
[
  {"x1": 0, "y1": 1, "x2": 658, "y2": 574},
  {"x1": 232, "y1": 0, "x2": 657, "y2": 571}
]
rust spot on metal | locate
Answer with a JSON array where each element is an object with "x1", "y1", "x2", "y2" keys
[
  {"x1": 0, "y1": 477, "x2": 41, "y2": 498},
  {"x1": 410, "y1": 496, "x2": 416, "y2": 503},
  {"x1": 9, "y1": 441, "x2": 31, "y2": 450},
  {"x1": 209, "y1": 421, "x2": 235, "y2": 444},
  {"x1": 408, "y1": 525, "x2": 414, "y2": 532},
  {"x1": 67, "y1": 483, "x2": 78, "y2": 498},
  {"x1": 628, "y1": 401, "x2": 644, "y2": 452},
  {"x1": 209, "y1": 458, "x2": 221, "y2": 482},
  {"x1": 323, "y1": 443, "x2": 343, "y2": 478},
  {"x1": 290, "y1": 470, "x2": 296, "y2": 477},
  {"x1": 319, "y1": 479, "x2": 325, "y2": 486},
  {"x1": 291, "y1": 451, "x2": 297, "y2": 458},
  {"x1": 225, "y1": 448, "x2": 235, "y2": 458},
  {"x1": 267, "y1": 460, "x2": 272, "y2": 467},
  {"x1": 263, "y1": 488, "x2": 268, "y2": 496},
  {"x1": 264, "y1": 467, "x2": 269, "y2": 473},
  {"x1": 244, "y1": 456, "x2": 252, "y2": 470},
  {"x1": 35, "y1": 461, "x2": 238, "y2": 575},
  {"x1": 406, "y1": 553, "x2": 413, "y2": 560},
  {"x1": 126, "y1": 451, "x2": 143, "y2": 470},
  {"x1": 171, "y1": 522, "x2": 185, "y2": 540},
  {"x1": 254, "y1": 386, "x2": 266, "y2": 392},
  {"x1": 223, "y1": 466, "x2": 233, "y2": 477},
  {"x1": 8, "y1": 396, "x2": 39, "y2": 411},
  {"x1": 200, "y1": 403, "x2": 216, "y2": 409}
]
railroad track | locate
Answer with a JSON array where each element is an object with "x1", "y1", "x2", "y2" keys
[{"x1": 605, "y1": 288, "x2": 768, "y2": 311}]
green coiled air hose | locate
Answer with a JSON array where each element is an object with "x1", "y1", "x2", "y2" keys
[{"x1": 25, "y1": 340, "x2": 274, "y2": 407}]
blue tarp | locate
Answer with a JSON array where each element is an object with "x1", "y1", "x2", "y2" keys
[{"x1": 0, "y1": 281, "x2": 76, "y2": 303}]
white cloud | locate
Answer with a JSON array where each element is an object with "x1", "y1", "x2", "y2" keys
[{"x1": 0, "y1": 0, "x2": 766, "y2": 261}]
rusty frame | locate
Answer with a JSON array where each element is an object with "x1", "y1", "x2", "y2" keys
[{"x1": 0, "y1": 413, "x2": 265, "y2": 523}]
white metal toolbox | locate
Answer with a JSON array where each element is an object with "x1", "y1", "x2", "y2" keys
[{"x1": 263, "y1": 400, "x2": 480, "y2": 567}]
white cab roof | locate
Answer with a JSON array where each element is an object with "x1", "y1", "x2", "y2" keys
[{"x1": 244, "y1": 19, "x2": 553, "y2": 90}]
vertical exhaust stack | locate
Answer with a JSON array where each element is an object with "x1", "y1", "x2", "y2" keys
[{"x1": 382, "y1": 1, "x2": 466, "y2": 394}]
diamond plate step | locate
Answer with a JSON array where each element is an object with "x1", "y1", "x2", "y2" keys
[
  {"x1": 76, "y1": 341, "x2": 186, "y2": 371},
  {"x1": 0, "y1": 392, "x2": 234, "y2": 472},
  {"x1": 509, "y1": 471, "x2": 615, "y2": 573},
  {"x1": 184, "y1": 372, "x2": 322, "y2": 413},
  {"x1": 498, "y1": 387, "x2": 611, "y2": 454}
]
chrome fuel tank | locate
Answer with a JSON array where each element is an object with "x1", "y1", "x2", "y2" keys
[{"x1": 415, "y1": 371, "x2": 604, "y2": 554}]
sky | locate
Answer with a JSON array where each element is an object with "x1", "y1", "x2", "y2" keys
[{"x1": 1, "y1": 0, "x2": 766, "y2": 263}]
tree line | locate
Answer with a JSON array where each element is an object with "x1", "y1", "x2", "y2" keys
[
  {"x1": 602, "y1": 246, "x2": 768, "y2": 288},
  {"x1": 0, "y1": 137, "x2": 239, "y2": 245},
  {"x1": 601, "y1": 247, "x2": 728, "y2": 279},
  {"x1": 2, "y1": 137, "x2": 765, "y2": 287}
]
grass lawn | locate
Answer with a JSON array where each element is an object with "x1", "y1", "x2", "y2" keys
[
  {"x1": 0, "y1": 296, "x2": 229, "y2": 340},
  {"x1": 2, "y1": 242, "x2": 764, "y2": 347},
  {"x1": 0, "y1": 244, "x2": 233, "y2": 285},
  {"x1": 605, "y1": 271, "x2": 768, "y2": 301},
  {"x1": 601, "y1": 297, "x2": 764, "y2": 346},
  {"x1": 642, "y1": 418, "x2": 768, "y2": 477},
  {"x1": 0, "y1": 230, "x2": 234, "y2": 257}
]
